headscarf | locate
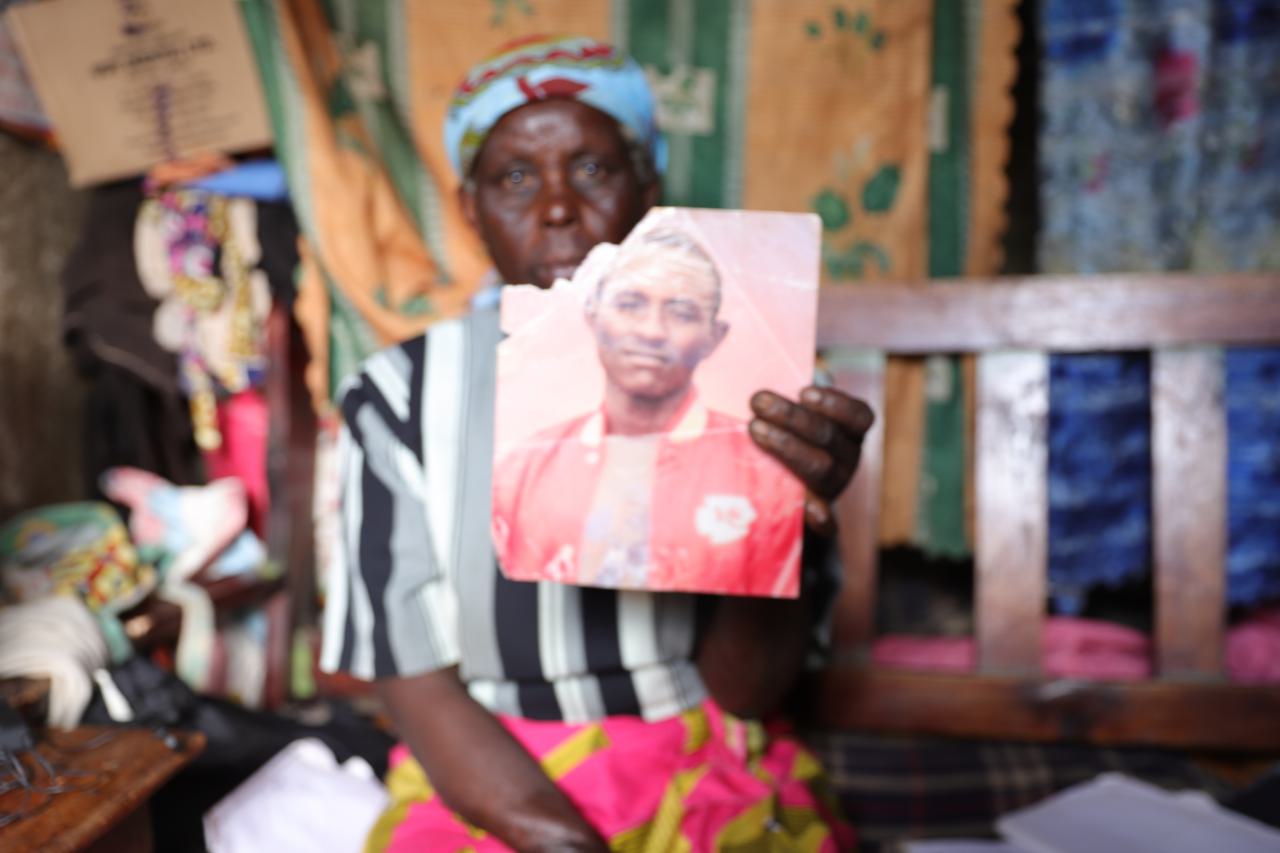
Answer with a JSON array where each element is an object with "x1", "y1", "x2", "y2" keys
[{"x1": 444, "y1": 35, "x2": 667, "y2": 179}]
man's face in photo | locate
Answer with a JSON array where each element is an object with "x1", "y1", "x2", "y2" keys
[{"x1": 588, "y1": 242, "x2": 729, "y2": 404}]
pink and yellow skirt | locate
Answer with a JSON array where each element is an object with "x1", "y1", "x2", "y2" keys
[{"x1": 366, "y1": 700, "x2": 853, "y2": 852}]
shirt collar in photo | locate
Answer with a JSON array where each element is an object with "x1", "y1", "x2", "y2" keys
[{"x1": 578, "y1": 391, "x2": 710, "y2": 448}]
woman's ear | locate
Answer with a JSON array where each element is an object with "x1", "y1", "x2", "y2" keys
[
  {"x1": 641, "y1": 176, "x2": 662, "y2": 212},
  {"x1": 458, "y1": 182, "x2": 479, "y2": 232}
]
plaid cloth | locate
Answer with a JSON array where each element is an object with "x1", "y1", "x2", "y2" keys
[{"x1": 804, "y1": 730, "x2": 1233, "y2": 852}]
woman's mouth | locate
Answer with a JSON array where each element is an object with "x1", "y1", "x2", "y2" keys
[{"x1": 538, "y1": 262, "x2": 580, "y2": 284}]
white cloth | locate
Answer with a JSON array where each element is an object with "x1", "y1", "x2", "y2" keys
[
  {"x1": 203, "y1": 738, "x2": 388, "y2": 853},
  {"x1": 0, "y1": 597, "x2": 108, "y2": 728}
]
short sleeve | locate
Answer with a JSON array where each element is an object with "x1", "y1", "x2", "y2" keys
[{"x1": 318, "y1": 346, "x2": 461, "y2": 680}]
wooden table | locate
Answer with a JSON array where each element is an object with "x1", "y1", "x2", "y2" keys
[{"x1": 0, "y1": 726, "x2": 204, "y2": 853}]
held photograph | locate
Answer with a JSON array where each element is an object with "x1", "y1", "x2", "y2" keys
[{"x1": 492, "y1": 206, "x2": 820, "y2": 597}]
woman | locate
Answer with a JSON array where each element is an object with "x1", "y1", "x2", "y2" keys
[{"x1": 321, "y1": 35, "x2": 872, "y2": 852}]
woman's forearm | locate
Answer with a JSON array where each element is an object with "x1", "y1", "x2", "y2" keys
[
  {"x1": 697, "y1": 593, "x2": 811, "y2": 720},
  {"x1": 376, "y1": 668, "x2": 608, "y2": 852}
]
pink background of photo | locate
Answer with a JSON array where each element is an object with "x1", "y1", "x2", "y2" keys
[{"x1": 495, "y1": 207, "x2": 821, "y2": 456}]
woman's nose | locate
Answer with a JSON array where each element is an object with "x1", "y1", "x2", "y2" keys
[{"x1": 539, "y1": 173, "x2": 578, "y2": 227}]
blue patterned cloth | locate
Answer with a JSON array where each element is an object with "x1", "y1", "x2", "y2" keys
[
  {"x1": 1226, "y1": 349, "x2": 1280, "y2": 605},
  {"x1": 443, "y1": 35, "x2": 666, "y2": 178},
  {"x1": 1040, "y1": 0, "x2": 1280, "y2": 610},
  {"x1": 1046, "y1": 355, "x2": 1152, "y2": 614}
]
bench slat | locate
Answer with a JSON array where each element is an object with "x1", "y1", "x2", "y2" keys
[
  {"x1": 816, "y1": 274, "x2": 1280, "y2": 353},
  {"x1": 829, "y1": 354, "x2": 886, "y2": 658},
  {"x1": 1152, "y1": 348, "x2": 1227, "y2": 679},
  {"x1": 975, "y1": 352, "x2": 1048, "y2": 675},
  {"x1": 807, "y1": 668, "x2": 1280, "y2": 750}
]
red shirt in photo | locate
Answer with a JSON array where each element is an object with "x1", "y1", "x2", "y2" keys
[{"x1": 492, "y1": 393, "x2": 803, "y2": 597}]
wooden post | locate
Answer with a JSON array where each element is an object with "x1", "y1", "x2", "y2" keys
[
  {"x1": 975, "y1": 351, "x2": 1048, "y2": 675},
  {"x1": 828, "y1": 351, "x2": 886, "y2": 661},
  {"x1": 1152, "y1": 348, "x2": 1226, "y2": 680}
]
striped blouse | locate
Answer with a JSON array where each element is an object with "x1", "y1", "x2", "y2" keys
[{"x1": 319, "y1": 301, "x2": 838, "y2": 723}]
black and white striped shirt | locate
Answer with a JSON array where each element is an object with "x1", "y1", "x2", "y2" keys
[{"x1": 319, "y1": 305, "x2": 709, "y2": 722}]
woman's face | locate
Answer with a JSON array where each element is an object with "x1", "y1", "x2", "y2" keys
[{"x1": 459, "y1": 99, "x2": 660, "y2": 289}]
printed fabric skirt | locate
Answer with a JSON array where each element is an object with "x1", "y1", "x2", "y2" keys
[{"x1": 365, "y1": 699, "x2": 854, "y2": 852}]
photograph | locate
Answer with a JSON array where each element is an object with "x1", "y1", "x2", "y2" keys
[{"x1": 492, "y1": 206, "x2": 820, "y2": 597}]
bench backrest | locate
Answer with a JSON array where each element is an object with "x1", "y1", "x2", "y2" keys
[{"x1": 810, "y1": 272, "x2": 1280, "y2": 750}]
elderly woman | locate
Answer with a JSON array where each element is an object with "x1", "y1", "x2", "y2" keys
[{"x1": 322, "y1": 36, "x2": 872, "y2": 852}]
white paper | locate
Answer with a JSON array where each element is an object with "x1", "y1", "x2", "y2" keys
[
  {"x1": 905, "y1": 841, "x2": 1030, "y2": 853},
  {"x1": 996, "y1": 773, "x2": 1280, "y2": 853}
]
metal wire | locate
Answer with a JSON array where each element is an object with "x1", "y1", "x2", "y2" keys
[
  {"x1": 42, "y1": 729, "x2": 118, "y2": 754},
  {"x1": 0, "y1": 752, "x2": 44, "y2": 829},
  {"x1": 0, "y1": 727, "x2": 183, "y2": 831},
  {"x1": 0, "y1": 735, "x2": 111, "y2": 830}
]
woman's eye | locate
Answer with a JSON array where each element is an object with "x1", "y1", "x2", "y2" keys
[
  {"x1": 506, "y1": 170, "x2": 525, "y2": 185},
  {"x1": 576, "y1": 161, "x2": 604, "y2": 181}
]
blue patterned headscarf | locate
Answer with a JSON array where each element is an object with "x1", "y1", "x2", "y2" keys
[{"x1": 444, "y1": 35, "x2": 667, "y2": 179}]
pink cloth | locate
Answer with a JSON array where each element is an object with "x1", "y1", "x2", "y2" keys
[
  {"x1": 203, "y1": 390, "x2": 270, "y2": 537},
  {"x1": 1226, "y1": 606, "x2": 1280, "y2": 683},
  {"x1": 874, "y1": 614, "x2": 1280, "y2": 683},
  {"x1": 872, "y1": 634, "x2": 976, "y2": 674},
  {"x1": 1041, "y1": 617, "x2": 1152, "y2": 680},
  {"x1": 378, "y1": 701, "x2": 852, "y2": 852}
]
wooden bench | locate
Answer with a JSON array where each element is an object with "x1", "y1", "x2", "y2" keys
[{"x1": 808, "y1": 272, "x2": 1280, "y2": 751}]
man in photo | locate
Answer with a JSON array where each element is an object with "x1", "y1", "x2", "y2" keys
[{"x1": 492, "y1": 224, "x2": 802, "y2": 596}]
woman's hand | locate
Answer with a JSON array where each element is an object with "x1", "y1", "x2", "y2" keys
[
  {"x1": 748, "y1": 386, "x2": 875, "y2": 535},
  {"x1": 378, "y1": 669, "x2": 609, "y2": 852}
]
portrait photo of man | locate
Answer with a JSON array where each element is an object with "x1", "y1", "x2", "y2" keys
[{"x1": 492, "y1": 208, "x2": 819, "y2": 597}]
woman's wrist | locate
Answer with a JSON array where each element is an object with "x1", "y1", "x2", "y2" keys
[
  {"x1": 524, "y1": 839, "x2": 609, "y2": 853},
  {"x1": 501, "y1": 793, "x2": 609, "y2": 852}
]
